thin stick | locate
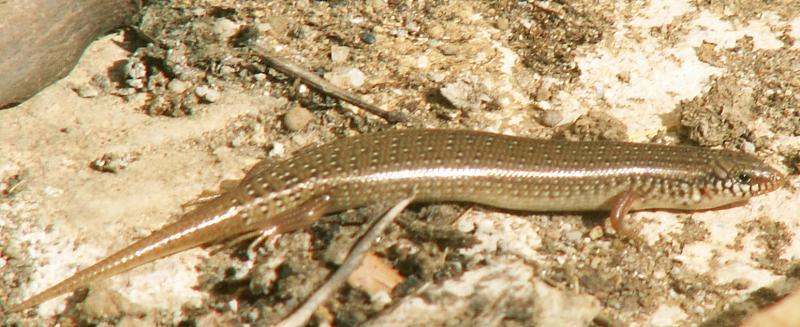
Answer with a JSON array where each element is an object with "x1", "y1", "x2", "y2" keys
[
  {"x1": 274, "y1": 194, "x2": 415, "y2": 327},
  {"x1": 251, "y1": 45, "x2": 408, "y2": 124}
]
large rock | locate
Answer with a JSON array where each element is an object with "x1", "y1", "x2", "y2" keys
[{"x1": 0, "y1": 0, "x2": 140, "y2": 108}]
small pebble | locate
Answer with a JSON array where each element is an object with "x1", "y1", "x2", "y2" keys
[
  {"x1": 254, "y1": 73, "x2": 267, "y2": 81},
  {"x1": 564, "y1": 230, "x2": 583, "y2": 243},
  {"x1": 440, "y1": 81, "x2": 479, "y2": 111},
  {"x1": 741, "y1": 141, "x2": 756, "y2": 154},
  {"x1": 490, "y1": 94, "x2": 512, "y2": 110},
  {"x1": 439, "y1": 44, "x2": 459, "y2": 56},
  {"x1": 394, "y1": 28, "x2": 408, "y2": 39},
  {"x1": 126, "y1": 92, "x2": 148, "y2": 105},
  {"x1": 540, "y1": 110, "x2": 563, "y2": 127},
  {"x1": 219, "y1": 65, "x2": 236, "y2": 75},
  {"x1": 496, "y1": 17, "x2": 509, "y2": 30},
  {"x1": 254, "y1": 23, "x2": 270, "y2": 33},
  {"x1": 331, "y1": 45, "x2": 351, "y2": 63},
  {"x1": 360, "y1": 31, "x2": 376, "y2": 44},
  {"x1": 91, "y1": 153, "x2": 128, "y2": 173},
  {"x1": 74, "y1": 85, "x2": 99, "y2": 98},
  {"x1": 123, "y1": 60, "x2": 146, "y2": 80},
  {"x1": 324, "y1": 67, "x2": 366, "y2": 88},
  {"x1": 617, "y1": 71, "x2": 631, "y2": 83},
  {"x1": 212, "y1": 18, "x2": 240, "y2": 41},
  {"x1": 195, "y1": 85, "x2": 220, "y2": 103},
  {"x1": 167, "y1": 79, "x2": 191, "y2": 93},
  {"x1": 536, "y1": 78, "x2": 555, "y2": 101},
  {"x1": 405, "y1": 19, "x2": 420, "y2": 33},
  {"x1": 126, "y1": 78, "x2": 144, "y2": 89},
  {"x1": 297, "y1": 83, "x2": 309, "y2": 94},
  {"x1": 428, "y1": 72, "x2": 446, "y2": 83},
  {"x1": 117, "y1": 88, "x2": 137, "y2": 96},
  {"x1": 204, "y1": 90, "x2": 221, "y2": 103},
  {"x1": 428, "y1": 24, "x2": 444, "y2": 39},
  {"x1": 594, "y1": 83, "x2": 606, "y2": 100},
  {"x1": 269, "y1": 142, "x2": 286, "y2": 157},
  {"x1": 370, "y1": 291, "x2": 392, "y2": 308},
  {"x1": 284, "y1": 105, "x2": 314, "y2": 131},
  {"x1": 588, "y1": 226, "x2": 604, "y2": 240},
  {"x1": 322, "y1": 232, "x2": 359, "y2": 265},
  {"x1": 230, "y1": 133, "x2": 245, "y2": 148},
  {"x1": 537, "y1": 100, "x2": 553, "y2": 110},
  {"x1": 416, "y1": 55, "x2": 429, "y2": 69},
  {"x1": 43, "y1": 186, "x2": 63, "y2": 197}
]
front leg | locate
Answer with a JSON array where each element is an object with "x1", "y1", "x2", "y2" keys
[{"x1": 608, "y1": 190, "x2": 642, "y2": 237}]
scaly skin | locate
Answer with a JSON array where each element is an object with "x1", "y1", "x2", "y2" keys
[{"x1": 8, "y1": 129, "x2": 785, "y2": 313}]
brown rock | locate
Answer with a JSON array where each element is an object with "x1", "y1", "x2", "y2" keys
[{"x1": 0, "y1": 0, "x2": 140, "y2": 108}]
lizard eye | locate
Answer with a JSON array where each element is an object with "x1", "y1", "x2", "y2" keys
[{"x1": 735, "y1": 172, "x2": 752, "y2": 184}]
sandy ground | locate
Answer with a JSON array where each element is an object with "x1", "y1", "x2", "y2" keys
[{"x1": 2, "y1": 1, "x2": 800, "y2": 326}]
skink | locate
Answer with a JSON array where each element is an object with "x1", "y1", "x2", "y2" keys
[{"x1": 8, "y1": 129, "x2": 785, "y2": 313}]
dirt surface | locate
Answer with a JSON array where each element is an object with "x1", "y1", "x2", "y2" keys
[{"x1": 2, "y1": 1, "x2": 800, "y2": 326}]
